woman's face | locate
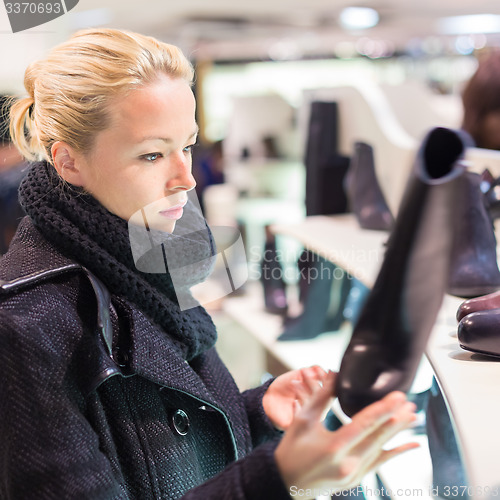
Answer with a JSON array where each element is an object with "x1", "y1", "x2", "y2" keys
[{"x1": 76, "y1": 74, "x2": 198, "y2": 232}]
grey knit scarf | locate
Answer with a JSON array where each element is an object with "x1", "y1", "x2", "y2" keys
[{"x1": 18, "y1": 161, "x2": 218, "y2": 361}]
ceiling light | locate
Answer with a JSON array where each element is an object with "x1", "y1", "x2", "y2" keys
[
  {"x1": 339, "y1": 7, "x2": 379, "y2": 30},
  {"x1": 455, "y1": 35, "x2": 475, "y2": 55},
  {"x1": 437, "y1": 14, "x2": 500, "y2": 35}
]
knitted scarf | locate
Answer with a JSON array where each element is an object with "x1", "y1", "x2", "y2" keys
[{"x1": 18, "y1": 161, "x2": 218, "y2": 361}]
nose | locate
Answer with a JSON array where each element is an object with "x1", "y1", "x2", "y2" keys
[{"x1": 165, "y1": 152, "x2": 197, "y2": 192}]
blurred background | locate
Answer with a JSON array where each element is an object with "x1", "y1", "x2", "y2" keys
[
  {"x1": 3, "y1": 0, "x2": 500, "y2": 379},
  {"x1": 1, "y1": 0, "x2": 497, "y2": 139},
  {"x1": 3, "y1": 4, "x2": 500, "y2": 495},
  {"x1": 2, "y1": 0, "x2": 500, "y2": 385}
]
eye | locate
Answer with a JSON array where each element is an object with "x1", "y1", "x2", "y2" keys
[
  {"x1": 140, "y1": 152, "x2": 163, "y2": 162},
  {"x1": 183, "y1": 143, "x2": 197, "y2": 154}
]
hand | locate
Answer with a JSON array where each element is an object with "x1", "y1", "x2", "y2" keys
[
  {"x1": 274, "y1": 371, "x2": 419, "y2": 498},
  {"x1": 262, "y1": 365, "x2": 329, "y2": 430}
]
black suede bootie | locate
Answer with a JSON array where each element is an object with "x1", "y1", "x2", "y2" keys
[
  {"x1": 344, "y1": 141, "x2": 394, "y2": 231},
  {"x1": 447, "y1": 171, "x2": 500, "y2": 298},
  {"x1": 335, "y1": 127, "x2": 467, "y2": 417}
]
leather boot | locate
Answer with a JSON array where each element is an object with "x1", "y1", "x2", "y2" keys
[
  {"x1": 278, "y1": 256, "x2": 349, "y2": 341},
  {"x1": 344, "y1": 141, "x2": 394, "y2": 231},
  {"x1": 335, "y1": 127, "x2": 467, "y2": 417},
  {"x1": 456, "y1": 289, "x2": 500, "y2": 322},
  {"x1": 304, "y1": 101, "x2": 349, "y2": 216},
  {"x1": 260, "y1": 230, "x2": 288, "y2": 315},
  {"x1": 447, "y1": 171, "x2": 500, "y2": 298},
  {"x1": 458, "y1": 308, "x2": 500, "y2": 358}
]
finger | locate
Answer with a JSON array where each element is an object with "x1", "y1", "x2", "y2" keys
[
  {"x1": 308, "y1": 365, "x2": 329, "y2": 382},
  {"x1": 348, "y1": 402, "x2": 417, "y2": 460},
  {"x1": 365, "y1": 441, "x2": 421, "y2": 472},
  {"x1": 340, "y1": 405, "x2": 418, "y2": 484},
  {"x1": 343, "y1": 441, "x2": 420, "y2": 488},
  {"x1": 296, "y1": 370, "x2": 336, "y2": 421},
  {"x1": 291, "y1": 379, "x2": 313, "y2": 402},
  {"x1": 299, "y1": 366, "x2": 326, "y2": 392},
  {"x1": 333, "y1": 391, "x2": 408, "y2": 450}
]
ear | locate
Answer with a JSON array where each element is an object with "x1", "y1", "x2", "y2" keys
[{"x1": 51, "y1": 141, "x2": 86, "y2": 187}]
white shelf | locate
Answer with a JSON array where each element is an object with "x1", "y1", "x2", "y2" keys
[{"x1": 272, "y1": 214, "x2": 387, "y2": 289}]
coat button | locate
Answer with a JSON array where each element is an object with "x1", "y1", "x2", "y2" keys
[
  {"x1": 113, "y1": 347, "x2": 129, "y2": 367},
  {"x1": 172, "y1": 409, "x2": 190, "y2": 436}
]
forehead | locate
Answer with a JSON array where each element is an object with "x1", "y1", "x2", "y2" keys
[{"x1": 107, "y1": 76, "x2": 197, "y2": 136}]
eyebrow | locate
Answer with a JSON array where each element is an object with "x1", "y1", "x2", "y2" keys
[{"x1": 138, "y1": 125, "x2": 199, "y2": 144}]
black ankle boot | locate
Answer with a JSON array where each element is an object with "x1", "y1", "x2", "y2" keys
[
  {"x1": 344, "y1": 141, "x2": 394, "y2": 231},
  {"x1": 447, "y1": 171, "x2": 500, "y2": 298},
  {"x1": 260, "y1": 233, "x2": 288, "y2": 315},
  {"x1": 335, "y1": 127, "x2": 468, "y2": 417},
  {"x1": 278, "y1": 256, "x2": 348, "y2": 341}
]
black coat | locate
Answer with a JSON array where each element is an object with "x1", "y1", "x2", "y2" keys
[{"x1": 0, "y1": 218, "x2": 291, "y2": 499}]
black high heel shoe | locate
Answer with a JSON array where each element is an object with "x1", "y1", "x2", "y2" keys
[{"x1": 336, "y1": 127, "x2": 468, "y2": 417}]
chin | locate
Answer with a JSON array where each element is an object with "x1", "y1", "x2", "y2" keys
[{"x1": 150, "y1": 218, "x2": 176, "y2": 234}]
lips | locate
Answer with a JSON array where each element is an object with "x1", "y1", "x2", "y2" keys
[{"x1": 159, "y1": 199, "x2": 187, "y2": 220}]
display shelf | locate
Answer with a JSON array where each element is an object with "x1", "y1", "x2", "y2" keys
[
  {"x1": 222, "y1": 281, "x2": 352, "y2": 373},
  {"x1": 267, "y1": 214, "x2": 500, "y2": 498}
]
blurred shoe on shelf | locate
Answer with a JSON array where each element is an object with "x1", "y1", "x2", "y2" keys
[
  {"x1": 344, "y1": 141, "x2": 394, "y2": 231},
  {"x1": 278, "y1": 256, "x2": 351, "y2": 341},
  {"x1": 456, "y1": 289, "x2": 500, "y2": 322},
  {"x1": 260, "y1": 230, "x2": 288, "y2": 316},
  {"x1": 458, "y1": 308, "x2": 500, "y2": 358},
  {"x1": 304, "y1": 101, "x2": 349, "y2": 216},
  {"x1": 447, "y1": 170, "x2": 500, "y2": 298}
]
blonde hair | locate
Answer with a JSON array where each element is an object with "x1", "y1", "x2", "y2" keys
[{"x1": 9, "y1": 28, "x2": 194, "y2": 163}]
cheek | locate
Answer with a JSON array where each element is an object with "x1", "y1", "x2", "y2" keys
[{"x1": 113, "y1": 174, "x2": 166, "y2": 216}]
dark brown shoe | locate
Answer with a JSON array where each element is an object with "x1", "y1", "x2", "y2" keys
[
  {"x1": 458, "y1": 308, "x2": 500, "y2": 358},
  {"x1": 456, "y1": 290, "x2": 500, "y2": 322}
]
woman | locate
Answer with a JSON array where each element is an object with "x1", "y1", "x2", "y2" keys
[{"x1": 0, "y1": 28, "x2": 417, "y2": 499}]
